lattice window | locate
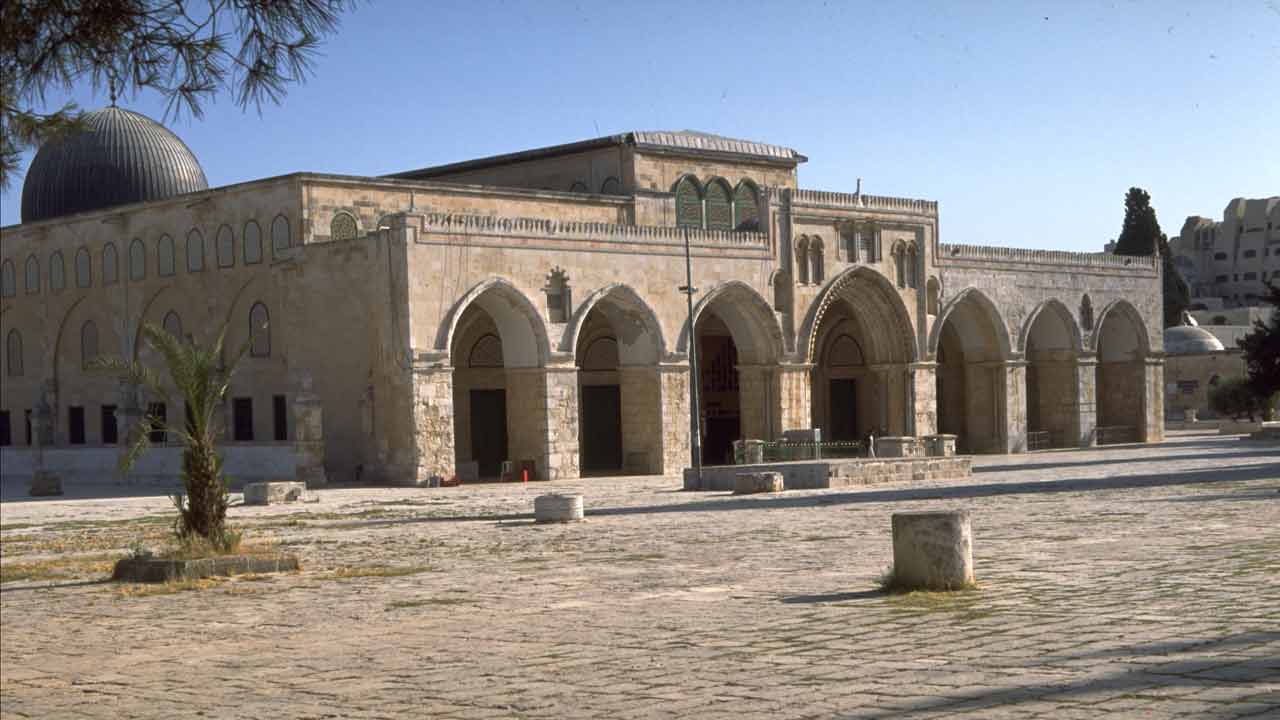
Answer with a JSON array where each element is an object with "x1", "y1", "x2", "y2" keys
[
  {"x1": 469, "y1": 334, "x2": 503, "y2": 368},
  {"x1": 243, "y1": 221, "x2": 263, "y2": 264},
  {"x1": 75, "y1": 248, "x2": 91, "y2": 288},
  {"x1": 158, "y1": 235, "x2": 176, "y2": 277},
  {"x1": 250, "y1": 302, "x2": 270, "y2": 357},
  {"x1": 331, "y1": 212, "x2": 358, "y2": 242},
  {"x1": 734, "y1": 180, "x2": 760, "y2": 231},
  {"x1": 81, "y1": 321, "x2": 98, "y2": 369},
  {"x1": 50, "y1": 252, "x2": 65, "y2": 291},
  {"x1": 102, "y1": 244, "x2": 118, "y2": 285},
  {"x1": 704, "y1": 179, "x2": 733, "y2": 231},
  {"x1": 675, "y1": 176, "x2": 703, "y2": 229}
]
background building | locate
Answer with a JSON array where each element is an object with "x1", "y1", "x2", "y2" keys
[{"x1": 1169, "y1": 197, "x2": 1280, "y2": 306}]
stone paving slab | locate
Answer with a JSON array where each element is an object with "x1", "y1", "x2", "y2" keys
[{"x1": 1, "y1": 433, "x2": 1278, "y2": 718}]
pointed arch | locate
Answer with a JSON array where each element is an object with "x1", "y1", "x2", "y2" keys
[
  {"x1": 102, "y1": 243, "x2": 119, "y2": 285},
  {"x1": 1017, "y1": 299, "x2": 1083, "y2": 354},
  {"x1": 1091, "y1": 299, "x2": 1151, "y2": 357},
  {"x1": 733, "y1": 179, "x2": 761, "y2": 230},
  {"x1": 562, "y1": 283, "x2": 666, "y2": 365},
  {"x1": 243, "y1": 220, "x2": 263, "y2": 264},
  {"x1": 677, "y1": 280, "x2": 784, "y2": 365},
  {"x1": 49, "y1": 251, "x2": 65, "y2": 291},
  {"x1": 927, "y1": 287, "x2": 1012, "y2": 360},
  {"x1": 673, "y1": 174, "x2": 703, "y2": 229},
  {"x1": 158, "y1": 235, "x2": 176, "y2": 276},
  {"x1": 438, "y1": 278, "x2": 550, "y2": 368},
  {"x1": 703, "y1": 176, "x2": 733, "y2": 231},
  {"x1": 217, "y1": 224, "x2": 235, "y2": 268},
  {"x1": 24, "y1": 255, "x2": 39, "y2": 293},
  {"x1": 795, "y1": 235, "x2": 810, "y2": 285},
  {"x1": 75, "y1": 247, "x2": 91, "y2": 288},
  {"x1": 800, "y1": 266, "x2": 918, "y2": 365},
  {"x1": 331, "y1": 211, "x2": 359, "y2": 241}
]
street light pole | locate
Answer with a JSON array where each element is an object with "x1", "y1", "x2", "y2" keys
[{"x1": 679, "y1": 227, "x2": 703, "y2": 487}]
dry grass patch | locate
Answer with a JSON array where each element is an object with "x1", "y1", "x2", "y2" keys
[
  {"x1": 115, "y1": 577, "x2": 226, "y2": 597},
  {"x1": 0, "y1": 554, "x2": 119, "y2": 584},
  {"x1": 386, "y1": 596, "x2": 475, "y2": 610},
  {"x1": 327, "y1": 564, "x2": 436, "y2": 580}
]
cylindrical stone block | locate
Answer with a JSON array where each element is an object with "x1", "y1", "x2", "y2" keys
[
  {"x1": 891, "y1": 510, "x2": 974, "y2": 591},
  {"x1": 534, "y1": 494, "x2": 584, "y2": 523},
  {"x1": 733, "y1": 472, "x2": 785, "y2": 495}
]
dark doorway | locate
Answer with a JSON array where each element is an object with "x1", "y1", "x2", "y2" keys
[
  {"x1": 703, "y1": 415, "x2": 740, "y2": 466},
  {"x1": 581, "y1": 384, "x2": 622, "y2": 473},
  {"x1": 470, "y1": 389, "x2": 507, "y2": 478},
  {"x1": 828, "y1": 379, "x2": 857, "y2": 441}
]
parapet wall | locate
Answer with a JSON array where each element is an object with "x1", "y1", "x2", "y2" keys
[
  {"x1": 940, "y1": 243, "x2": 1159, "y2": 273},
  {"x1": 415, "y1": 212, "x2": 771, "y2": 249}
]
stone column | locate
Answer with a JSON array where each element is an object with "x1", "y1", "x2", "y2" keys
[
  {"x1": 870, "y1": 364, "x2": 892, "y2": 435},
  {"x1": 506, "y1": 366, "x2": 580, "y2": 481},
  {"x1": 657, "y1": 364, "x2": 691, "y2": 475},
  {"x1": 1142, "y1": 357, "x2": 1165, "y2": 443},
  {"x1": 736, "y1": 364, "x2": 772, "y2": 442},
  {"x1": 777, "y1": 363, "x2": 813, "y2": 436},
  {"x1": 909, "y1": 362, "x2": 937, "y2": 437},
  {"x1": 408, "y1": 364, "x2": 455, "y2": 485},
  {"x1": 1074, "y1": 354, "x2": 1098, "y2": 447},
  {"x1": 999, "y1": 360, "x2": 1028, "y2": 454},
  {"x1": 291, "y1": 371, "x2": 327, "y2": 488}
]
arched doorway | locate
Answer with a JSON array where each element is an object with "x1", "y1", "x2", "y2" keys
[
  {"x1": 932, "y1": 290, "x2": 1010, "y2": 453},
  {"x1": 808, "y1": 268, "x2": 917, "y2": 442},
  {"x1": 1095, "y1": 302, "x2": 1148, "y2": 442},
  {"x1": 571, "y1": 286, "x2": 665, "y2": 476},
  {"x1": 448, "y1": 283, "x2": 547, "y2": 479},
  {"x1": 1023, "y1": 301, "x2": 1081, "y2": 449},
  {"x1": 688, "y1": 283, "x2": 782, "y2": 465}
]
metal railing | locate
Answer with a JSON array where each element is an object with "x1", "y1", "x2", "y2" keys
[{"x1": 733, "y1": 440, "x2": 868, "y2": 464}]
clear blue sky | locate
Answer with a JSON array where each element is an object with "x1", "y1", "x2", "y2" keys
[{"x1": 4, "y1": 0, "x2": 1277, "y2": 251}]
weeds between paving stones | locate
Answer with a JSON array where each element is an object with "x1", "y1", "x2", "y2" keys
[
  {"x1": 876, "y1": 566, "x2": 980, "y2": 595},
  {"x1": 0, "y1": 554, "x2": 119, "y2": 583},
  {"x1": 327, "y1": 565, "x2": 437, "y2": 580}
]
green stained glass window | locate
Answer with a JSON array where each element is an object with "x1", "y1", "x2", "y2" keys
[
  {"x1": 734, "y1": 181, "x2": 760, "y2": 230},
  {"x1": 705, "y1": 180, "x2": 732, "y2": 231},
  {"x1": 675, "y1": 176, "x2": 702, "y2": 229}
]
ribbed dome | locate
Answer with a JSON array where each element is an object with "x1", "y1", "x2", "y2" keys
[
  {"x1": 20, "y1": 107, "x2": 208, "y2": 223},
  {"x1": 1164, "y1": 325, "x2": 1226, "y2": 355}
]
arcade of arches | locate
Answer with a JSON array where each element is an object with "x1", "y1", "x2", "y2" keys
[{"x1": 419, "y1": 278, "x2": 1157, "y2": 482}]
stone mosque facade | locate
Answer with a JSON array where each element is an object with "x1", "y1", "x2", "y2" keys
[{"x1": 0, "y1": 108, "x2": 1165, "y2": 487}]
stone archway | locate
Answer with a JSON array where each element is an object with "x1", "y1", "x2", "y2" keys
[
  {"x1": 1021, "y1": 300, "x2": 1083, "y2": 449},
  {"x1": 1093, "y1": 300, "x2": 1150, "y2": 443},
  {"x1": 806, "y1": 268, "x2": 918, "y2": 442},
  {"x1": 930, "y1": 289, "x2": 1012, "y2": 453},
  {"x1": 568, "y1": 285, "x2": 667, "y2": 476}
]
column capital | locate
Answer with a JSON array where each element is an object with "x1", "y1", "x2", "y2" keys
[{"x1": 908, "y1": 361, "x2": 938, "y2": 371}]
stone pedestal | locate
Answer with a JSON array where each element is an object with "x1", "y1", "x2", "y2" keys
[
  {"x1": 244, "y1": 481, "x2": 309, "y2": 505},
  {"x1": 534, "y1": 494, "x2": 584, "y2": 523},
  {"x1": 781, "y1": 428, "x2": 822, "y2": 459},
  {"x1": 878, "y1": 436, "x2": 921, "y2": 458},
  {"x1": 891, "y1": 510, "x2": 975, "y2": 591},
  {"x1": 924, "y1": 434, "x2": 957, "y2": 457},
  {"x1": 733, "y1": 472, "x2": 784, "y2": 494},
  {"x1": 29, "y1": 471, "x2": 63, "y2": 497}
]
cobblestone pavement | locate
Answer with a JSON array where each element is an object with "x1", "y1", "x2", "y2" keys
[{"x1": 2, "y1": 432, "x2": 1278, "y2": 719}]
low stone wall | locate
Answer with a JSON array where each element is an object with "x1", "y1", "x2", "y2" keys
[
  {"x1": 683, "y1": 456, "x2": 971, "y2": 492},
  {"x1": 0, "y1": 445, "x2": 299, "y2": 492}
]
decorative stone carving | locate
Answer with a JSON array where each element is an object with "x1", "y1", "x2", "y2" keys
[{"x1": 544, "y1": 267, "x2": 572, "y2": 323}]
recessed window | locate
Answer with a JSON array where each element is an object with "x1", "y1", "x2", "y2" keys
[
  {"x1": 1244, "y1": 249, "x2": 1257, "y2": 258},
  {"x1": 75, "y1": 248, "x2": 91, "y2": 288},
  {"x1": 101, "y1": 405, "x2": 118, "y2": 445},
  {"x1": 102, "y1": 243, "x2": 119, "y2": 285},
  {"x1": 158, "y1": 235, "x2": 176, "y2": 276},
  {"x1": 273, "y1": 395, "x2": 288, "y2": 441},
  {"x1": 129, "y1": 239, "x2": 146, "y2": 281},
  {"x1": 217, "y1": 225, "x2": 235, "y2": 268},
  {"x1": 187, "y1": 229, "x2": 205, "y2": 272},
  {"x1": 233, "y1": 397, "x2": 254, "y2": 441},
  {"x1": 250, "y1": 303, "x2": 270, "y2": 357},
  {"x1": 49, "y1": 251, "x2": 65, "y2": 291},
  {"x1": 244, "y1": 221, "x2": 263, "y2": 264},
  {"x1": 68, "y1": 406, "x2": 86, "y2": 445},
  {"x1": 271, "y1": 215, "x2": 291, "y2": 256},
  {"x1": 25, "y1": 255, "x2": 40, "y2": 293},
  {"x1": 0, "y1": 410, "x2": 11, "y2": 446},
  {"x1": 0, "y1": 260, "x2": 13, "y2": 297}
]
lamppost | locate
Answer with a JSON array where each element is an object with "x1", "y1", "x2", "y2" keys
[{"x1": 679, "y1": 227, "x2": 703, "y2": 487}]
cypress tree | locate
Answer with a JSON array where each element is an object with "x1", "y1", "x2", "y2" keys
[{"x1": 1113, "y1": 187, "x2": 1162, "y2": 256}]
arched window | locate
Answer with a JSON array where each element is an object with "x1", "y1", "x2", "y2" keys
[
  {"x1": 330, "y1": 212, "x2": 357, "y2": 242},
  {"x1": 158, "y1": 235, "x2": 176, "y2": 276},
  {"x1": 674, "y1": 176, "x2": 703, "y2": 229},
  {"x1": 469, "y1": 333, "x2": 503, "y2": 368},
  {"x1": 186, "y1": 229, "x2": 205, "y2": 271},
  {"x1": 217, "y1": 225, "x2": 235, "y2": 268},
  {"x1": 906, "y1": 246, "x2": 918, "y2": 289},
  {"x1": 243, "y1": 220, "x2": 263, "y2": 264},
  {"x1": 568, "y1": 181, "x2": 588, "y2": 193},
  {"x1": 102, "y1": 243, "x2": 119, "y2": 285},
  {"x1": 75, "y1": 247, "x2": 91, "y2": 288},
  {"x1": 49, "y1": 251, "x2": 65, "y2": 291},
  {"x1": 795, "y1": 236, "x2": 810, "y2": 285},
  {"x1": 24, "y1": 255, "x2": 39, "y2": 293},
  {"x1": 271, "y1": 214, "x2": 290, "y2": 256},
  {"x1": 810, "y1": 237, "x2": 825, "y2": 284},
  {"x1": 1080, "y1": 294, "x2": 1094, "y2": 331},
  {"x1": 81, "y1": 320, "x2": 99, "y2": 369},
  {"x1": 1, "y1": 260, "x2": 15, "y2": 297},
  {"x1": 926, "y1": 277, "x2": 941, "y2": 316},
  {"x1": 894, "y1": 243, "x2": 906, "y2": 288},
  {"x1": 600, "y1": 177, "x2": 621, "y2": 195},
  {"x1": 704, "y1": 178, "x2": 733, "y2": 231},
  {"x1": 162, "y1": 310, "x2": 183, "y2": 340},
  {"x1": 772, "y1": 271, "x2": 789, "y2": 312},
  {"x1": 6, "y1": 329, "x2": 21, "y2": 376},
  {"x1": 249, "y1": 302, "x2": 270, "y2": 357},
  {"x1": 733, "y1": 180, "x2": 760, "y2": 230},
  {"x1": 129, "y1": 239, "x2": 146, "y2": 281}
]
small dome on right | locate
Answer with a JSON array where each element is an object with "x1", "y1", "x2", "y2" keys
[{"x1": 1164, "y1": 325, "x2": 1226, "y2": 355}]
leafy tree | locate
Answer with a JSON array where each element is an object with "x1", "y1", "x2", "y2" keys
[
  {"x1": 1158, "y1": 233, "x2": 1190, "y2": 328},
  {"x1": 1113, "y1": 187, "x2": 1163, "y2": 256},
  {"x1": 1208, "y1": 378, "x2": 1264, "y2": 422},
  {"x1": 1, "y1": 0, "x2": 358, "y2": 189},
  {"x1": 96, "y1": 322, "x2": 250, "y2": 550},
  {"x1": 1237, "y1": 280, "x2": 1280, "y2": 418}
]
